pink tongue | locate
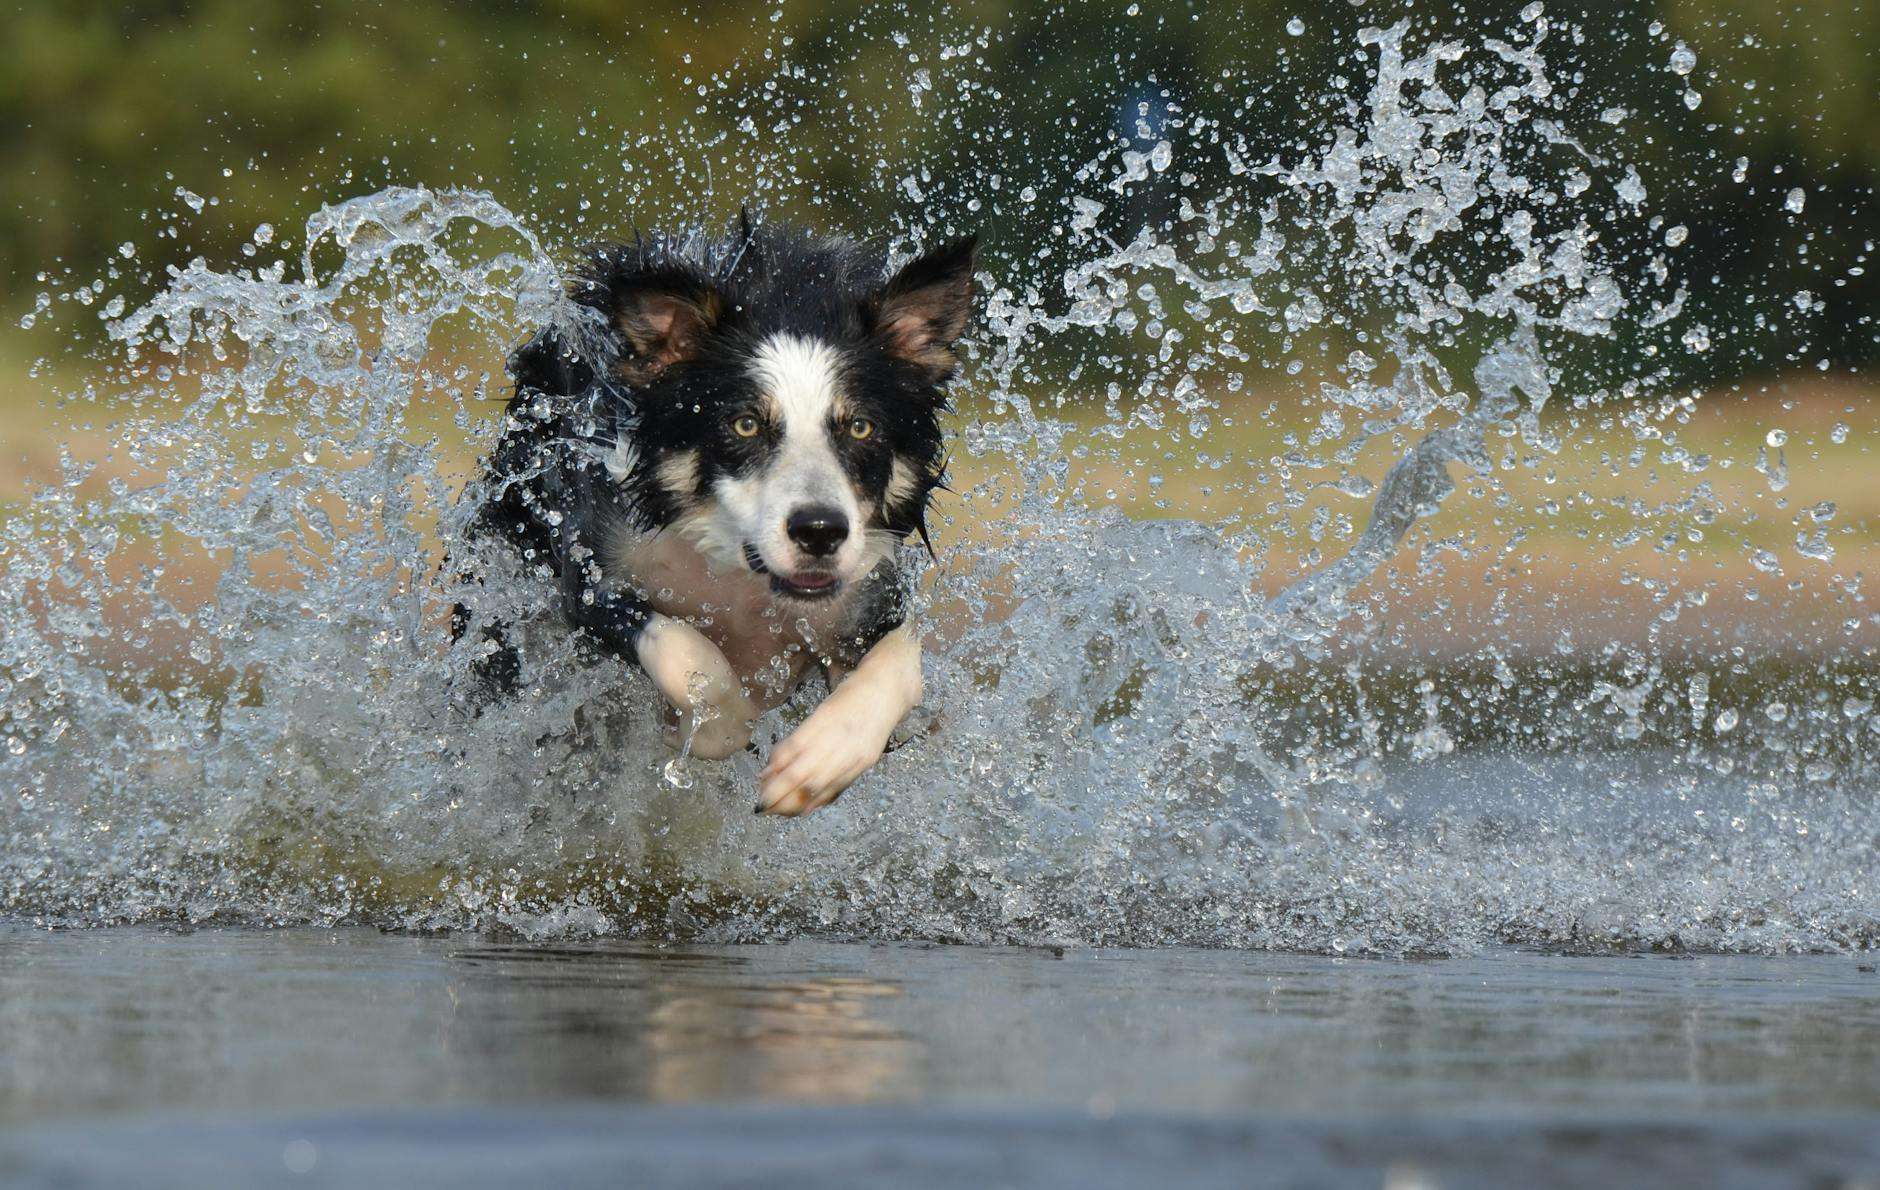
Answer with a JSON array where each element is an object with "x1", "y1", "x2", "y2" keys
[{"x1": 791, "y1": 572, "x2": 835, "y2": 588}]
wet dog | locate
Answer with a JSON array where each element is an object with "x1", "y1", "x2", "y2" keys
[{"x1": 458, "y1": 216, "x2": 975, "y2": 815}]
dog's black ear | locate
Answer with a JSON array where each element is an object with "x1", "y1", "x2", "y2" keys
[
  {"x1": 605, "y1": 270, "x2": 726, "y2": 385},
  {"x1": 869, "y1": 236, "x2": 977, "y2": 380}
]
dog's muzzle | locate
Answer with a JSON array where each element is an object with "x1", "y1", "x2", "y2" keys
[{"x1": 744, "y1": 542, "x2": 842, "y2": 600}]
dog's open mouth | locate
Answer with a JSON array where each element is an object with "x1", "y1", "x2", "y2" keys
[
  {"x1": 770, "y1": 570, "x2": 841, "y2": 599},
  {"x1": 743, "y1": 544, "x2": 841, "y2": 600}
]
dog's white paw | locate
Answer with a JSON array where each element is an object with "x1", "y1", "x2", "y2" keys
[
  {"x1": 754, "y1": 705, "x2": 890, "y2": 816},
  {"x1": 660, "y1": 694, "x2": 756, "y2": 760},
  {"x1": 684, "y1": 711, "x2": 755, "y2": 761}
]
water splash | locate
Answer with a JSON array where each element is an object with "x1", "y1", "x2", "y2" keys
[{"x1": 2, "y1": 16, "x2": 1873, "y2": 954}]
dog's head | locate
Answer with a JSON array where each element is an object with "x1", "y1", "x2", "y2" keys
[{"x1": 516, "y1": 222, "x2": 975, "y2": 602}]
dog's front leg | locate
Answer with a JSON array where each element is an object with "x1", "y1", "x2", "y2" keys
[
  {"x1": 561, "y1": 569, "x2": 756, "y2": 760},
  {"x1": 635, "y1": 614, "x2": 759, "y2": 760},
  {"x1": 755, "y1": 623, "x2": 922, "y2": 816}
]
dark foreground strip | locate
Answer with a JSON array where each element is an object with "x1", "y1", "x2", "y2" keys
[{"x1": 4, "y1": 1106, "x2": 1879, "y2": 1190}]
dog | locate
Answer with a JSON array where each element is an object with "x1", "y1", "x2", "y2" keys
[{"x1": 457, "y1": 215, "x2": 976, "y2": 816}]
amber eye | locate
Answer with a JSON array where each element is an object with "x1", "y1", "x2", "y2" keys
[
  {"x1": 732, "y1": 414, "x2": 762, "y2": 438},
  {"x1": 847, "y1": 417, "x2": 875, "y2": 441}
]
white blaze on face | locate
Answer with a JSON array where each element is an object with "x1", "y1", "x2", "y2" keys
[{"x1": 713, "y1": 332, "x2": 870, "y2": 580}]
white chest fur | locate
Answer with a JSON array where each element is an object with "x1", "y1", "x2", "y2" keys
[{"x1": 603, "y1": 526, "x2": 856, "y2": 707}]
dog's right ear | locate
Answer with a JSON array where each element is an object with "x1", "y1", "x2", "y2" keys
[{"x1": 602, "y1": 270, "x2": 726, "y2": 386}]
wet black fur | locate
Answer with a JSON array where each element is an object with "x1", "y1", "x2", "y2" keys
[{"x1": 454, "y1": 217, "x2": 973, "y2": 695}]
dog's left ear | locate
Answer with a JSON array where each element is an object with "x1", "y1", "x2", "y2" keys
[{"x1": 869, "y1": 236, "x2": 978, "y2": 380}]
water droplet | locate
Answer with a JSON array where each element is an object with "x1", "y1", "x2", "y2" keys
[
  {"x1": 1286, "y1": 16, "x2": 1305, "y2": 35},
  {"x1": 1784, "y1": 187, "x2": 1807, "y2": 214},
  {"x1": 1615, "y1": 167, "x2": 1647, "y2": 207},
  {"x1": 1796, "y1": 529, "x2": 1834, "y2": 563},
  {"x1": 1668, "y1": 43, "x2": 1696, "y2": 75}
]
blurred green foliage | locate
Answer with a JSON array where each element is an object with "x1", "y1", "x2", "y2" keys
[{"x1": 2, "y1": 0, "x2": 1873, "y2": 385}]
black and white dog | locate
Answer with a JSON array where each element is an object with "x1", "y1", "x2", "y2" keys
[{"x1": 461, "y1": 217, "x2": 976, "y2": 816}]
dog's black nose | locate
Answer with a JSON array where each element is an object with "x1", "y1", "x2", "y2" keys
[{"x1": 786, "y1": 506, "x2": 849, "y2": 557}]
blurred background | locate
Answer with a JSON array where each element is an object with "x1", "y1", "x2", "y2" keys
[
  {"x1": 1, "y1": 0, "x2": 1874, "y2": 663},
  {"x1": 4, "y1": 0, "x2": 1872, "y2": 363}
]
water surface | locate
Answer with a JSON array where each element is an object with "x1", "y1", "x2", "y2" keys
[{"x1": 3, "y1": 926, "x2": 1877, "y2": 1187}]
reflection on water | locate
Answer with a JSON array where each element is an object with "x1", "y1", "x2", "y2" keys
[
  {"x1": 3, "y1": 926, "x2": 1878, "y2": 1126},
  {"x1": 641, "y1": 977, "x2": 910, "y2": 1103},
  {"x1": 451, "y1": 946, "x2": 914, "y2": 1103}
]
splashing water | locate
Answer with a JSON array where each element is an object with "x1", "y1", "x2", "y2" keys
[{"x1": 2, "y1": 17, "x2": 1874, "y2": 953}]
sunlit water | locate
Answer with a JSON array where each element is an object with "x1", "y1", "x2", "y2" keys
[{"x1": 1, "y1": 15, "x2": 1874, "y2": 955}]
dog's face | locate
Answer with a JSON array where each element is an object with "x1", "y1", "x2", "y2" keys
[{"x1": 575, "y1": 231, "x2": 975, "y2": 602}]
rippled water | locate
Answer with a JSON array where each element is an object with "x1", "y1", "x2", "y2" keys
[
  {"x1": 3, "y1": 926, "x2": 1879, "y2": 1188},
  {"x1": 1, "y1": 15, "x2": 1873, "y2": 953}
]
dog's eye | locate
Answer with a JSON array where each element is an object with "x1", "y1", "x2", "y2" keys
[
  {"x1": 847, "y1": 417, "x2": 875, "y2": 441},
  {"x1": 732, "y1": 414, "x2": 762, "y2": 438}
]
